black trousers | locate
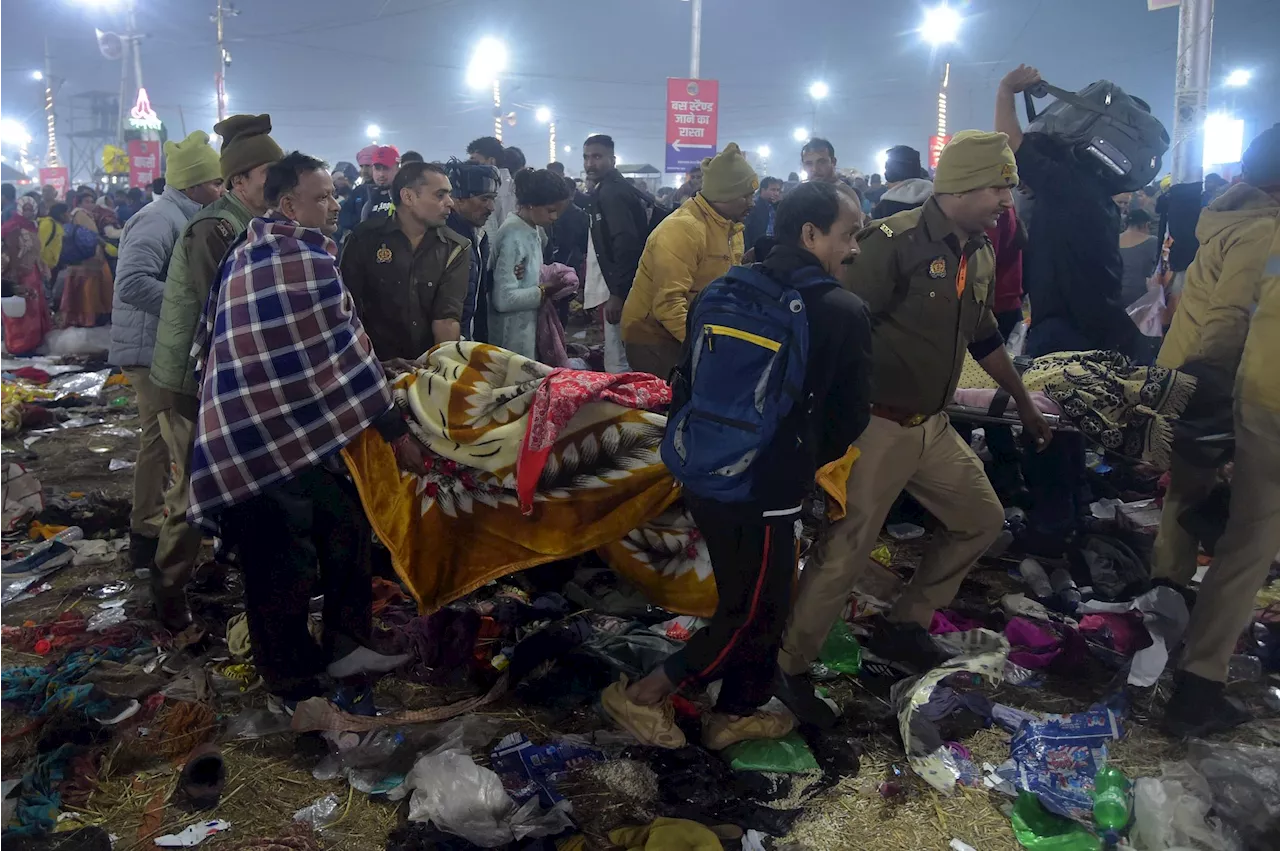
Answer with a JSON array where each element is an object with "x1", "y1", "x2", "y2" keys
[
  {"x1": 219, "y1": 464, "x2": 373, "y2": 700},
  {"x1": 662, "y1": 499, "x2": 797, "y2": 716}
]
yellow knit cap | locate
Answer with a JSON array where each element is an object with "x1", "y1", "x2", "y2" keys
[
  {"x1": 700, "y1": 142, "x2": 759, "y2": 202},
  {"x1": 163, "y1": 130, "x2": 222, "y2": 190},
  {"x1": 934, "y1": 130, "x2": 1018, "y2": 195}
]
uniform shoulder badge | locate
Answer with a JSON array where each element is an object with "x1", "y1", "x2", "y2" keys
[
  {"x1": 928, "y1": 256, "x2": 947, "y2": 279},
  {"x1": 879, "y1": 223, "x2": 895, "y2": 238},
  {"x1": 213, "y1": 219, "x2": 236, "y2": 241},
  {"x1": 375, "y1": 243, "x2": 393, "y2": 264}
]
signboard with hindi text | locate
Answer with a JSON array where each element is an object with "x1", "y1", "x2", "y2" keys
[
  {"x1": 665, "y1": 78, "x2": 719, "y2": 173},
  {"x1": 127, "y1": 140, "x2": 161, "y2": 189},
  {"x1": 38, "y1": 167, "x2": 69, "y2": 200}
]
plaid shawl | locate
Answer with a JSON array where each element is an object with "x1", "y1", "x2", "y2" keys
[{"x1": 187, "y1": 216, "x2": 393, "y2": 530}]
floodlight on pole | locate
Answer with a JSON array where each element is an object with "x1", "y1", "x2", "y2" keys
[
  {"x1": 921, "y1": 4, "x2": 962, "y2": 45},
  {"x1": 563, "y1": 145, "x2": 572, "y2": 153},
  {"x1": 1225, "y1": 68, "x2": 1252, "y2": 87},
  {"x1": 467, "y1": 37, "x2": 509, "y2": 141},
  {"x1": 808, "y1": 81, "x2": 829, "y2": 100},
  {"x1": 1, "y1": 119, "x2": 33, "y2": 147},
  {"x1": 365, "y1": 123, "x2": 380, "y2": 142},
  {"x1": 31, "y1": 70, "x2": 44, "y2": 81},
  {"x1": 758, "y1": 145, "x2": 771, "y2": 159},
  {"x1": 793, "y1": 127, "x2": 810, "y2": 143}
]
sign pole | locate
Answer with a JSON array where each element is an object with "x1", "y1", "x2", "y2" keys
[{"x1": 689, "y1": 0, "x2": 702, "y2": 79}]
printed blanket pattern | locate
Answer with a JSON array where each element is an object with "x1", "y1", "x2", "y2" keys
[
  {"x1": 1021, "y1": 350, "x2": 1196, "y2": 470},
  {"x1": 343, "y1": 342, "x2": 718, "y2": 615}
]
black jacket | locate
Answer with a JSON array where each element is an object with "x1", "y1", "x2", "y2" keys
[
  {"x1": 546, "y1": 199, "x2": 590, "y2": 271},
  {"x1": 589, "y1": 169, "x2": 649, "y2": 299},
  {"x1": 683, "y1": 246, "x2": 874, "y2": 515},
  {"x1": 743, "y1": 198, "x2": 776, "y2": 257}
]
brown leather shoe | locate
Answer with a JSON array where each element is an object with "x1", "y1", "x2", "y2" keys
[
  {"x1": 702, "y1": 710, "x2": 794, "y2": 751},
  {"x1": 176, "y1": 743, "x2": 225, "y2": 810}
]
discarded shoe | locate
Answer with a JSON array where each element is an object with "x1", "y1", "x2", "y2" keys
[
  {"x1": 600, "y1": 676, "x2": 686, "y2": 749},
  {"x1": 1160, "y1": 670, "x2": 1251, "y2": 739},
  {"x1": 702, "y1": 710, "x2": 794, "y2": 751},
  {"x1": 772, "y1": 669, "x2": 837, "y2": 729},
  {"x1": 865, "y1": 621, "x2": 946, "y2": 674},
  {"x1": 326, "y1": 645, "x2": 410, "y2": 679},
  {"x1": 176, "y1": 743, "x2": 226, "y2": 810}
]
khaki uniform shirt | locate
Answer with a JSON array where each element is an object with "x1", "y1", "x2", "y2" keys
[
  {"x1": 841, "y1": 197, "x2": 1001, "y2": 414},
  {"x1": 339, "y1": 212, "x2": 471, "y2": 362}
]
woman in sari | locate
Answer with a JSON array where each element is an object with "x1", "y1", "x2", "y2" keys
[
  {"x1": 1, "y1": 195, "x2": 53, "y2": 354},
  {"x1": 59, "y1": 189, "x2": 115, "y2": 327}
]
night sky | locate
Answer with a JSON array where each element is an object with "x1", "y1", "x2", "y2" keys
[{"x1": 3, "y1": 0, "x2": 1278, "y2": 179}]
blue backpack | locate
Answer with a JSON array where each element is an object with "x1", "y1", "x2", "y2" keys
[{"x1": 661, "y1": 263, "x2": 832, "y2": 503}]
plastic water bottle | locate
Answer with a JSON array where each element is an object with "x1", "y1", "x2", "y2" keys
[
  {"x1": 1, "y1": 527, "x2": 84, "y2": 576},
  {"x1": 1018, "y1": 558, "x2": 1053, "y2": 599},
  {"x1": 1092, "y1": 765, "x2": 1130, "y2": 846},
  {"x1": 1050, "y1": 567, "x2": 1082, "y2": 610}
]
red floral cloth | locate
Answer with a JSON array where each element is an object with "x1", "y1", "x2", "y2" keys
[{"x1": 516, "y1": 368, "x2": 671, "y2": 514}]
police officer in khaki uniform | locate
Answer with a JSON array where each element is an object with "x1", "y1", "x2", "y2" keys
[
  {"x1": 778, "y1": 130, "x2": 1052, "y2": 678},
  {"x1": 148, "y1": 113, "x2": 283, "y2": 628},
  {"x1": 339, "y1": 161, "x2": 471, "y2": 368}
]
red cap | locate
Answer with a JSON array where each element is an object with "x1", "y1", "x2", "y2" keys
[
  {"x1": 356, "y1": 145, "x2": 378, "y2": 166},
  {"x1": 371, "y1": 145, "x2": 400, "y2": 169}
]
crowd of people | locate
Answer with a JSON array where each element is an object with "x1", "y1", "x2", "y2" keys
[{"x1": 3, "y1": 60, "x2": 1278, "y2": 750}]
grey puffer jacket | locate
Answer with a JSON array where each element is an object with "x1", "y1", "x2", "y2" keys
[{"x1": 108, "y1": 186, "x2": 203, "y2": 367}]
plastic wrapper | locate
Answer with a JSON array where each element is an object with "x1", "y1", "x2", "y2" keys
[
  {"x1": 817, "y1": 618, "x2": 863, "y2": 674},
  {"x1": 108, "y1": 458, "x2": 135, "y2": 471},
  {"x1": 1009, "y1": 792, "x2": 1100, "y2": 851},
  {"x1": 222, "y1": 707, "x2": 294, "y2": 740},
  {"x1": 489, "y1": 732, "x2": 604, "y2": 805},
  {"x1": 403, "y1": 749, "x2": 574, "y2": 847},
  {"x1": 1009, "y1": 705, "x2": 1125, "y2": 823},
  {"x1": 96, "y1": 425, "x2": 138, "y2": 439},
  {"x1": 154, "y1": 820, "x2": 231, "y2": 847},
  {"x1": 50, "y1": 368, "x2": 111, "y2": 401},
  {"x1": 86, "y1": 606, "x2": 129, "y2": 632},
  {"x1": 722, "y1": 731, "x2": 820, "y2": 774},
  {"x1": 293, "y1": 792, "x2": 342, "y2": 830}
]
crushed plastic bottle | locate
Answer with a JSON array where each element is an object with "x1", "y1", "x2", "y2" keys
[{"x1": 1050, "y1": 567, "x2": 1082, "y2": 611}]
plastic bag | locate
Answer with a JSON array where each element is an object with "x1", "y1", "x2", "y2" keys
[
  {"x1": 1127, "y1": 286, "x2": 1166, "y2": 338},
  {"x1": 1184, "y1": 740, "x2": 1280, "y2": 849},
  {"x1": 1131, "y1": 773, "x2": 1241, "y2": 851},
  {"x1": 1010, "y1": 792, "x2": 1101, "y2": 851},
  {"x1": 722, "y1": 731, "x2": 819, "y2": 774},
  {"x1": 49, "y1": 368, "x2": 111, "y2": 401},
  {"x1": 404, "y1": 749, "x2": 573, "y2": 847},
  {"x1": 223, "y1": 707, "x2": 294, "y2": 740},
  {"x1": 293, "y1": 792, "x2": 341, "y2": 830},
  {"x1": 817, "y1": 619, "x2": 862, "y2": 675}
]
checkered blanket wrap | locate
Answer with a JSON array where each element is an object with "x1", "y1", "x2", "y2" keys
[{"x1": 187, "y1": 217, "x2": 393, "y2": 530}]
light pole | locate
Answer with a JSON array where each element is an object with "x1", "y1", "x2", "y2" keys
[
  {"x1": 536, "y1": 106, "x2": 556, "y2": 165},
  {"x1": 807, "y1": 81, "x2": 828, "y2": 135},
  {"x1": 467, "y1": 37, "x2": 509, "y2": 141},
  {"x1": 212, "y1": 0, "x2": 238, "y2": 124},
  {"x1": 920, "y1": 4, "x2": 962, "y2": 168},
  {"x1": 757, "y1": 144, "x2": 771, "y2": 173}
]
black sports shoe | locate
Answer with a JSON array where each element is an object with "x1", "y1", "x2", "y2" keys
[
  {"x1": 772, "y1": 668, "x2": 838, "y2": 729},
  {"x1": 1160, "y1": 670, "x2": 1251, "y2": 739},
  {"x1": 864, "y1": 622, "x2": 947, "y2": 674}
]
